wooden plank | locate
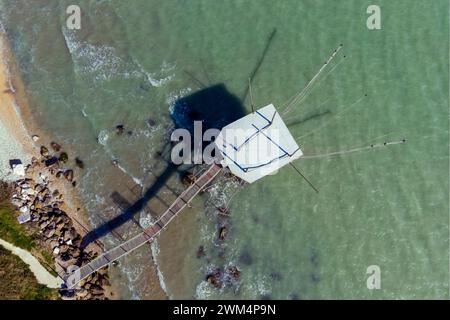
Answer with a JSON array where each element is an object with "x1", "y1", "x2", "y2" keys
[{"x1": 67, "y1": 164, "x2": 222, "y2": 288}]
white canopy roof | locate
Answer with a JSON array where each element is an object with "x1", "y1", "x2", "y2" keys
[{"x1": 215, "y1": 104, "x2": 302, "y2": 183}]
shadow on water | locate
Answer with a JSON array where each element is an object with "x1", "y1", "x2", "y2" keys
[
  {"x1": 285, "y1": 110, "x2": 331, "y2": 128},
  {"x1": 80, "y1": 84, "x2": 246, "y2": 249}
]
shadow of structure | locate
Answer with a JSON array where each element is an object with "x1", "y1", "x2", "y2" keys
[
  {"x1": 285, "y1": 110, "x2": 331, "y2": 128},
  {"x1": 80, "y1": 84, "x2": 246, "y2": 249}
]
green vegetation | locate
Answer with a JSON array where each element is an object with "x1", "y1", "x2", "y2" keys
[
  {"x1": 0, "y1": 246, "x2": 58, "y2": 300},
  {"x1": 0, "y1": 204, "x2": 36, "y2": 251},
  {"x1": 0, "y1": 181, "x2": 58, "y2": 299},
  {"x1": 0, "y1": 181, "x2": 35, "y2": 250}
]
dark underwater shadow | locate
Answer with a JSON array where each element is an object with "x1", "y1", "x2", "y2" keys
[{"x1": 80, "y1": 84, "x2": 246, "y2": 249}]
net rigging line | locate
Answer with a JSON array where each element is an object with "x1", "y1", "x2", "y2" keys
[
  {"x1": 299, "y1": 139, "x2": 407, "y2": 160},
  {"x1": 281, "y1": 44, "x2": 344, "y2": 117},
  {"x1": 295, "y1": 93, "x2": 368, "y2": 141}
]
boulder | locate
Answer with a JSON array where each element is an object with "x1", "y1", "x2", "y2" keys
[
  {"x1": 44, "y1": 228, "x2": 55, "y2": 238},
  {"x1": 76, "y1": 289, "x2": 89, "y2": 299},
  {"x1": 115, "y1": 124, "x2": 125, "y2": 135},
  {"x1": 10, "y1": 160, "x2": 25, "y2": 176},
  {"x1": 64, "y1": 170, "x2": 74, "y2": 182},
  {"x1": 45, "y1": 157, "x2": 59, "y2": 167},
  {"x1": 32, "y1": 135, "x2": 40, "y2": 142},
  {"x1": 40, "y1": 146, "x2": 49, "y2": 157},
  {"x1": 59, "y1": 152, "x2": 69, "y2": 163},
  {"x1": 59, "y1": 244, "x2": 69, "y2": 254},
  {"x1": 218, "y1": 227, "x2": 227, "y2": 241},
  {"x1": 49, "y1": 240, "x2": 59, "y2": 249},
  {"x1": 206, "y1": 269, "x2": 222, "y2": 289}
]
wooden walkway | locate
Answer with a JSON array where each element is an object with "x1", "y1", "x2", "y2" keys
[{"x1": 66, "y1": 164, "x2": 222, "y2": 289}]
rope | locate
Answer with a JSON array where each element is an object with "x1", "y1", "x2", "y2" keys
[
  {"x1": 295, "y1": 93, "x2": 368, "y2": 141},
  {"x1": 291, "y1": 54, "x2": 349, "y2": 108},
  {"x1": 300, "y1": 139, "x2": 407, "y2": 160},
  {"x1": 281, "y1": 44, "x2": 343, "y2": 117}
]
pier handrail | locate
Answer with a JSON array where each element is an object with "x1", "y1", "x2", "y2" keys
[{"x1": 65, "y1": 163, "x2": 222, "y2": 289}]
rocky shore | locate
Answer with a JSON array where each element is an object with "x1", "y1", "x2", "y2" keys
[{"x1": 10, "y1": 142, "x2": 112, "y2": 300}]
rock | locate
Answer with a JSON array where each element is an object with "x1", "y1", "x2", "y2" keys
[
  {"x1": 116, "y1": 124, "x2": 124, "y2": 135},
  {"x1": 206, "y1": 268, "x2": 222, "y2": 289},
  {"x1": 49, "y1": 240, "x2": 59, "y2": 249},
  {"x1": 227, "y1": 266, "x2": 241, "y2": 281},
  {"x1": 59, "y1": 152, "x2": 69, "y2": 163},
  {"x1": 40, "y1": 146, "x2": 49, "y2": 157},
  {"x1": 39, "y1": 220, "x2": 50, "y2": 230},
  {"x1": 56, "y1": 222, "x2": 65, "y2": 231},
  {"x1": 59, "y1": 244, "x2": 69, "y2": 254},
  {"x1": 97, "y1": 276, "x2": 110, "y2": 287},
  {"x1": 90, "y1": 286, "x2": 104, "y2": 296},
  {"x1": 146, "y1": 118, "x2": 156, "y2": 127},
  {"x1": 182, "y1": 174, "x2": 196, "y2": 186},
  {"x1": 239, "y1": 251, "x2": 253, "y2": 266},
  {"x1": 72, "y1": 181, "x2": 77, "y2": 188},
  {"x1": 63, "y1": 228, "x2": 77, "y2": 242},
  {"x1": 50, "y1": 142, "x2": 61, "y2": 152},
  {"x1": 19, "y1": 206, "x2": 29, "y2": 214},
  {"x1": 64, "y1": 170, "x2": 74, "y2": 182},
  {"x1": 10, "y1": 160, "x2": 25, "y2": 176},
  {"x1": 38, "y1": 172, "x2": 48, "y2": 183},
  {"x1": 75, "y1": 158, "x2": 85, "y2": 169},
  {"x1": 32, "y1": 135, "x2": 40, "y2": 142},
  {"x1": 53, "y1": 247, "x2": 60, "y2": 255},
  {"x1": 218, "y1": 227, "x2": 227, "y2": 241},
  {"x1": 70, "y1": 247, "x2": 81, "y2": 258},
  {"x1": 44, "y1": 228, "x2": 55, "y2": 238},
  {"x1": 56, "y1": 171, "x2": 63, "y2": 178},
  {"x1": 54, "y1": 228, "x2": 64, "y2": 238},
  {"x1": 76, "y1": 289, "x2": 89, "y2": 299},
  {"x1": 270, "y1": 272, "x2": 282, "y2": 281},
  {"x1": 60, "y1": 290, "x2": 76, "y2": 300},
  {"x1": 196, "y1": 245, "x2": 205, "y2": 258},
  {"x1": 17, "y1": 213, "x2": 31, "y2": 224},
  {"x1": 45, "y1": 156, "x2": 59, "y2": 167}
]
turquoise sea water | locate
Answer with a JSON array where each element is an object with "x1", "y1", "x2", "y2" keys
[{"x1": 0, "y1": 0, "x2": 448, "y2": 299}]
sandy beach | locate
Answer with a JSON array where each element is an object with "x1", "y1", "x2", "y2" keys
[
  {"x1": 0, "y1": 29, "x2": 169, "y2": 299},
  {"x1": 0, "y1": 36, "x2": 34, "y2": 181},
  {"x1": 0, "y1": 33, "x2": 119, "y2": 298},
  {"x1": 0, "y1": 33, "x2": 97, "y2": 241}
]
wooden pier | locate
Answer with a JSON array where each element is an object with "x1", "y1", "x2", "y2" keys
[{"x1": 66, "y1": 164, "x2": 222, "y2": 289}]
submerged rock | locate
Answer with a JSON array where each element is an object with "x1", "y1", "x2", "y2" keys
[
  {"x1": 50, "y1": 142, "x2": 62, "y2": 152},
  {"x1": 226, "y1": 266, "x2": 241, "y2": 281},
  {"x1": 206, "y1": 268, "x2": 222, "y2": 289},
  {"x1": 218, "y1": 227, "x2": 227, "y2": 241},
  {"x1": 146, "y1": 118, "x2": 156, "y2": 127},
  {"x1": 196, "y1": 245, "x2": 205, "y2": 258},
  {"x1": 116, "y1": 125, "x2": 124, "y2": 135},
  {"x1": 75, "y1": 158, "x2": 85, "y2": 169},
  {"x1": 239, "y1": 251, "x2": 253, "y2": 266}
]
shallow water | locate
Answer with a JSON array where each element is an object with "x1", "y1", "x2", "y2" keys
[{"x1": 1, "y1": 0, "x2": 448, "y2": 299}]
